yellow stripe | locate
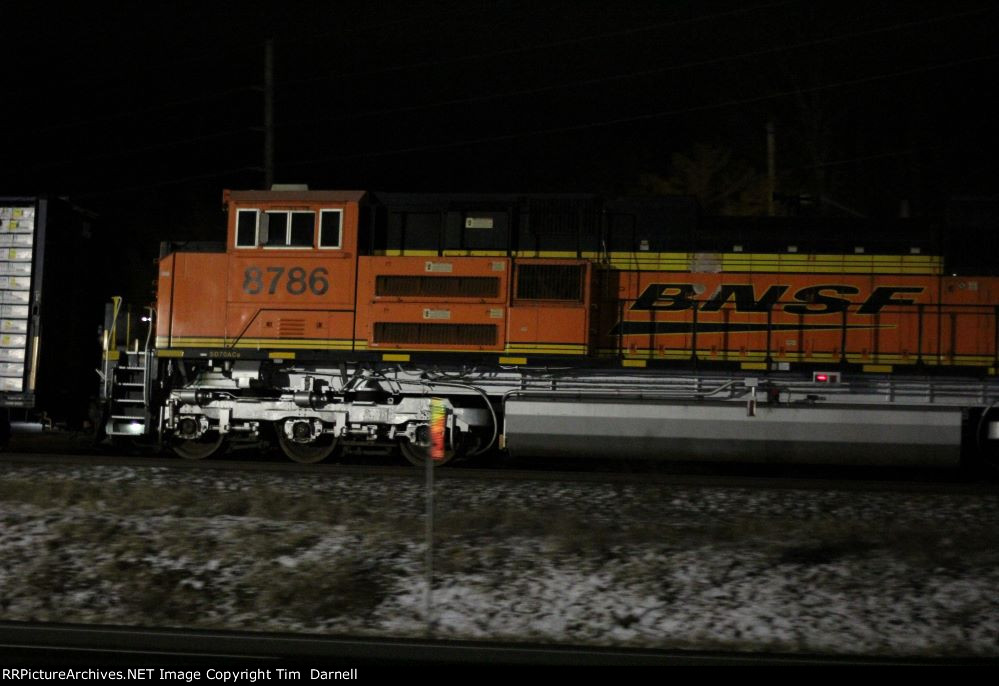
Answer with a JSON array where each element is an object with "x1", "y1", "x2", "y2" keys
[
  {"x1": 269, "y1": 351, "x2": 296, "y2": 360},
  {"x1": 593, "y1": 347, "x2": 995, "y2": 368},
  {"x1": 184, "y1": 338, "x2": 368, "y2": 349},
  {"x1": 741, "y1": 362, "x2": 768, "y2": 370},
  {"x1": 503, "y1": 347, "x2": 585, "y2": 353},
  {"x1": 503, "y1": 343, "x2": 587, "y2": 352},
  {"x1": 513, "y1": 251, "x2": 580, "y2": 259},
  {"x1": 169, "y1": 337, "x2": 226, "y2": 345},
  {"x1": 499, "y1": 356, "x2": 527, "y2": 365},
  {"x1": 622, "y1": 359, "x2": 646, "y2": 368},
  {"x1": 232, "y1": 341, "x2": 354, "y2": 350},
  {"x1": 375, "y1": 249, "x2": 604, "y2": 259},
  {"x1": 504, "y1": 344, "x2": 586, "y2": 350},
  {"x1": 597, "y1": 252, "x2": 942, "y2": 274},
  {"x1": 862, "y1": 364, "x2": 893, "y2": 373},
  {"x1": 156, "y1": 349, "x2": 184, "y2": 358},
  {"x1": 383, "y1": 353, "x2": 410, "y2": 362},
  {"x1": 168, "y1": 337, "x2": 355, "y2": 350}
]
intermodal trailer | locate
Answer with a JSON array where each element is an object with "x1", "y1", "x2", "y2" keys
[{"x1": 1, "y1": 196, "x2": 99, "y2": 435}]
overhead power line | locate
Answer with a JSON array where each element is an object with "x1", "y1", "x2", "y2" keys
[
  {"x1": 283, "y1": 52, "x2": 999, "y2": 168},
  {"x1": 33, "y1": 127, "x2": 258, "y2": 169},
  {"x1": 280, "y1": 0, "x2": 797, "y2": 88},
  {"x1": 15, "y1": 86, "x2": 258, "y2": 136},
  {"x1": 3, "y1": 42, "x2": 262, "y2": 97},
  {"x1": 278, "y1": 6, "x2": 993, "y2": 131},
  {"x1": 74, "y1": 165, "x2": 262, "y2": 198}
]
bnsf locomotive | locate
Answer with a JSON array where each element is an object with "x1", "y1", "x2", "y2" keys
[{"x1": 99, "y1": 188, "x2": 999, "y2": 466}]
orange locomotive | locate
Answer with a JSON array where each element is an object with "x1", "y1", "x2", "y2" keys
[{"x1": 101, "y1": 188, "x2": 999, "y2": 466}]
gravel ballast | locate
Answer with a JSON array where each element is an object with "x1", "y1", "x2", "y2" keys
[{"x1": 0, "y1": 461, "x2": 997, "y2": 657}]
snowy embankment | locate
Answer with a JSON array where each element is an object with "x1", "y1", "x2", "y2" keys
[{"x1": 0, "y1": 462, "x2": 997, "y2": 656}]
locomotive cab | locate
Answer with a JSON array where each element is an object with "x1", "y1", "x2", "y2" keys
[{"x1": 156, "y1": 189, "x2": 365, "y2": 357}]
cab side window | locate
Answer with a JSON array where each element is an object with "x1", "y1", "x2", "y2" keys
[
  {"x1": 235, "y1": 210, "x2": 259, "y2": 247},
  {"x1": 234, "y1": 208, "x2": 321, "y2": 248},
  {"x1": 264, "y1": 212, "x2": 289, "y2": 246},
  {"x1": 320, "y1": 210, "x2": 342, "y2": 249},
  {"x1": 290, "y1": 212, "x2": 315, "y2": 247}
]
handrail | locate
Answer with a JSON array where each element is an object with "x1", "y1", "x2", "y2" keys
[
  {"x1": 609, "y1": 295, "x2": 999, "y2": 365},
  {"x1": 143, "y1": 306, "x2": 155, "y2": 412},
  {"x1": 102, "y1": 296, "x2": 123, "y2": 400}
]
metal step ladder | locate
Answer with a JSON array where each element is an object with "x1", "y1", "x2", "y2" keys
[
  {"x1": 106, "y1": 351, "x2": 150, "y2": 437},
  {"x1": 101, "y1": 296, "x2": 154, "y2": 438}
]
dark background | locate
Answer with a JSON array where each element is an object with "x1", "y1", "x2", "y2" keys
[{"x1": 2, "y1": 0, "x2": 998, "y2": 299}]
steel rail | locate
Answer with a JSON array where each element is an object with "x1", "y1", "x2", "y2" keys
[{"x1": 0, "y1": 621, "x2": 994, "y2": 667}]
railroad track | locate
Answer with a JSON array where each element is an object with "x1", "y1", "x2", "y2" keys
[
  {"x1": 1, "y1": 621, "x2": 994, "y2": 668},
  {"x1": 1, "y1": 446, "x2": 996, "y2": 495}
]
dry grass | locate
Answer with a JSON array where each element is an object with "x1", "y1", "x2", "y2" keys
[
  {"x1": 246, "y1": 556, "x2": 391, "y2": 622},
  {"x1": 3, "y1": 467, "x2": 999, "y2": 641}
]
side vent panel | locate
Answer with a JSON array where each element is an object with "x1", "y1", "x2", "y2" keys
[
  {"x1": 516, "y1": 264, "x2": 584, "y2": 301},
  {"x1": 376, "y1": 276, "x2": 499, "y2": 298},
  {"x1": 374, "y1": 323, "x2": 496, "y2": 346},
  {"x1": 277, "y1": 318, "x2": 306, "y2": 338}
]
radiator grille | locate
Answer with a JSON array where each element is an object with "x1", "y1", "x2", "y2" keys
[
  {"x1": 374, "y1": 323, "x2": 496, "y2": 346},
  {"x1": 376, "y1": 275, "x2": 499, "y2": 298},
  {"x1": 278, "y1": 318, "x2": 306, "y2": 338},
  {"x1": 516, "y1": 264, "x2": 584, "y2": 301}
]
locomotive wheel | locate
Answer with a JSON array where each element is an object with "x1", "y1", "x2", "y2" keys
[
  {"x1": 398, "y1": 439, "x2": 458, "y2": 467},
  {"x1": 276, "y1": 431, "x2": 339, "y2": 464},
  {"x1": 172, "y1": 431, "x2": 226, "y2": 460}
]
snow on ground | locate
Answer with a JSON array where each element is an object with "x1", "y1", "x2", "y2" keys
[{"x1": 0, "y1": 462, "x2": 997, "y2": 656}]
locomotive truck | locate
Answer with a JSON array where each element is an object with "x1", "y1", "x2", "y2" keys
[{"x1": 98, "y1": 187, "x2": 999, "y2": 466}]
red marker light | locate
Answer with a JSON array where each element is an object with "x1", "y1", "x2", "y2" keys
[{"x1": 815, "y1": 374, "x2": 829, "y2": 382}]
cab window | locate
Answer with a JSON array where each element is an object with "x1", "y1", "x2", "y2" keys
[
  {"x1": 262, "y1": 211, "x2": 315, "y2": 248},
  {"x1": 235, "y1": 209, "x2": 259, "y2": 247},
  {"x1": 290, "y1": 212, "x2": 315, "y2": 246},
  {"x1": 319, "y1": 210, "x2": 342, "y2": 249},
  {"x1": 264, "y1": 212, "x2": 288, "y2": 246}
]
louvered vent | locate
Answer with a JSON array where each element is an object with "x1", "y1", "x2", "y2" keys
[
  {"x1": 278, "y1": 318, "x2": 306, "y2": 338},
  {"x1": 376, "y1": 276, "x2": 499, "y2": 298},
  {"x1": 516, "y1": 264, "x2": 584, "y2": 301},
  {"x1": 527, "y1": 198, "x2": 601, "y2": 235},
  {"x1": 374, "y1": 323, "x2": 496, "y2": 345}
]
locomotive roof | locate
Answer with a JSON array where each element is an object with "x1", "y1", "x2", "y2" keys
[{"x1": 225, "y1": 190, "x2": 367, "y2": 203}]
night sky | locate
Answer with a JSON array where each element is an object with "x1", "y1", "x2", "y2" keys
[{"x1": 3, "y1": 0, "x2": 997, "y2": 264}]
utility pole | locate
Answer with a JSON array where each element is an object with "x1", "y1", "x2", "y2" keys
[
  {"x1": 766, "y1": 119, "x2": 776, "y2": 217},
  {"x1": 264, "y1": 38, "x2": 274, "y2": 190}
]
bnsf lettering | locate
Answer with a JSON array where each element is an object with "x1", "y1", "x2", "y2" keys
[
  {"x1": 782, "y1": 285, "x2": 859, "y2": 315},
  {"x1": 242, "y1": 266, "x2": 330, "y2": 296},
  {"x1": 632, "y1": 284, "x2": 697, "y2": 311},
  {"x1": 700, "y1": 285, "x2": 787, "y2": 312},
  {"x1": 631, "y1": 284, "x2": 924, "y2": 315},
  {"x1": 855, "y1": 286, "x2": 923, "y2": 314}
]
